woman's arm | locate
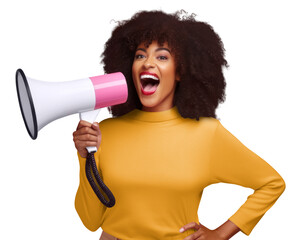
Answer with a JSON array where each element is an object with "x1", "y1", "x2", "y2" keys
[
  {"x1": 210, "y1": 120, "x2": 285, "y2": 235},
  {"x1": 181, "y1": 120, "x2": 285, "y2": 239},
  {"x1": 73, "y1": 121, "x2": 106, "y2": 231}
]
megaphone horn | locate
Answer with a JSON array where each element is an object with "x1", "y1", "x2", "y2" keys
[{"x1": 16, "y1": 68, "x2": 128, "y2": 140}]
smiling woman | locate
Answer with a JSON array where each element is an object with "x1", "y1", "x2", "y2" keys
[
  {"x1": 132, "y1": 41, "x2": 179, "y2": 112},
  {"x1": 72, "y1": 10, "x2": 285, "y2": 240},
  {"x1": 101, "y1": 10, "x2": 228, "y2": 119}
]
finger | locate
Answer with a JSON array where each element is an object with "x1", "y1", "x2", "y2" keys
[
  {"x1": 74, "y1": 126, "x2": 98, "y2": 137},
  {"x1": 75, "y1": 140, "x2": 98, "y2": 149},
  {"x1": 74, "y1": 133, "x2": 98, "y2": 142},
  {"x1": 182, "y1": 230, "x2": 202, "y2": 240},
  {"x1": 180, "y1": 222, "x2": 201, "y2": 233},
  {"x1": 91, "y1": 122, "x2": 101, "y2": 134},
  {"x1": 76, "y1": 120, "x2": 92, "y2": 130}
]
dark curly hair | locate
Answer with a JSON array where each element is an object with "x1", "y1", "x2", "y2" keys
[{"x1": 101, "y1": 10, "x2": 228, "y2": 120}]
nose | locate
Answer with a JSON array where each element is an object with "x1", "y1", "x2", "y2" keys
[{"x1": 143, "y1": 57, "x2": 155, "y2": 69}]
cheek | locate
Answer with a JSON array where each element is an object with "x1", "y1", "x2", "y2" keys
[
  {"x1": 131, "y1": 64, "x2": 138, "y2": 83},
  {"x1": 131, "y1": 71, "x2": 140, "y2": 93},
  {"x1": 163, "y1": 65, "x2": 177, "y2": 85},
  {"x1": 131, "y1": 63, "x2": 136, "y2": 76},
  {"x1": 132, "y1": 61, "x2": 141, "y2": 76}
]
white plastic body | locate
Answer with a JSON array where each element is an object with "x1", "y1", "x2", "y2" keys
[{"x1": 28, "y1": 77, "x2": 95, "y2": 132}]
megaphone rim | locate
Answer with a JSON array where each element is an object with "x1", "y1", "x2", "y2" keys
[{"x1": 16, "y1": 68, "x2": 38, "y2": 140}]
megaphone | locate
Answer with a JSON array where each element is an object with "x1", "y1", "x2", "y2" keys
[
  {"x1": 16, "y1": 68, "x2": 128, "y2": 208},
  {"x1": 16, "y1": 68, "x2": 128, "y2": 142}
]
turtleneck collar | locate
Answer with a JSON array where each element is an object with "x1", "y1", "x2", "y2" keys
[{"x1": 123, "y1": 106, "x2": 182, "y2": 122}]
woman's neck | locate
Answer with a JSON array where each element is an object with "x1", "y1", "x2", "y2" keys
[{"x1": 141, "y1": 103, "x2": 175, "y2": 112}]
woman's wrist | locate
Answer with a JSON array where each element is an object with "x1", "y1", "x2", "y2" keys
[{"x1": 215, "y1": 220, "x2": 240, "y2": 240}]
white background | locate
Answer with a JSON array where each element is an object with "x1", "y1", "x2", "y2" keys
[{"x1": 0, "y1": 0, "x2": 299, "y2": 239}]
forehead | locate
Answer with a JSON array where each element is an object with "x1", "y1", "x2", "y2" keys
[{"x1": 136, "y1": 41, "x2": 170, "y2": 49}]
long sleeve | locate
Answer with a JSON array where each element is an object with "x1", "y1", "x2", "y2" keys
[
  {"x1": 74, "y1": 149, "x2": 107, "y2": 231},
  {"x1": 210, "y1": 121, "x2": 285, "y2": 235}
]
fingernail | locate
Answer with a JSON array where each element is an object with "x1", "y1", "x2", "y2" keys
[{"x1": 179, "y1": 227, "x2": 184, "y2": 233}]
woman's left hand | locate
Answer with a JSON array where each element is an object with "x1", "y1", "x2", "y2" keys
[{"x1": 180, "y1": 222, "x2": 225, "y2": 240}]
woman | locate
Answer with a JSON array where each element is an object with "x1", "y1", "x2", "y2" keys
[{"x1": 73, "y1": 10, "x2": 285, "y2": 240}]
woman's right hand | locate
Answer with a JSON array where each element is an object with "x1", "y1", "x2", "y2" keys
[{"x1": 73, "y1": 120, "x2": 102, "y2": 158}]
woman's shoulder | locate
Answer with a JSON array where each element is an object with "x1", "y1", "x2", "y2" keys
[
  {"x1": 199, "y1": 116, "x2": 220, "y2": 124},
  {"x1": 185, "y1": 117, "x2": 221, "y2": 140},
  {"x1": 98, "y1": 110, "x2": 135, "y2": 128},
  {"x1": 188, "y1": 116, "x2": 220, "y2": 129},
  {"x1": 99, "y1": 116, "x2": 124, "y2": 127}
]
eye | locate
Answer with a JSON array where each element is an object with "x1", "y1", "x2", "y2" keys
[
  {"x1": 157, "y1": 55, "x2": 168, "y2": 60},
  {"x1": 135, "y1": 54, "x2": 145, "y2": 60}
]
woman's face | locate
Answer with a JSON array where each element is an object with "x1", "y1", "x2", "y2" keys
[{"x1": 132, "y1": 41, "x2": 179, "y2": 112}]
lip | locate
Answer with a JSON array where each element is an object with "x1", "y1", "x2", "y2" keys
[
  {"x1": 141, "y1": 87, "x2": 156, "y2": 95},
  {"x1": 140, "y1": 72, "x2": 159, "y2": 79},
  {"x1": 139, "y1": 72, "x2": 160, "y2": 95}
]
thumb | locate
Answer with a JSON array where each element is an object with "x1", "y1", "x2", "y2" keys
[
  {"x1": 91, "y1": 122, "x2": 99, "y2": 129},
  {"x1": 179, "y1": 222, "x2": 201, "y2": 232}
]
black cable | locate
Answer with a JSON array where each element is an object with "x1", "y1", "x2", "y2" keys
[{"x1": 85, "y1": 152, "x2": 115, "y2": 207}]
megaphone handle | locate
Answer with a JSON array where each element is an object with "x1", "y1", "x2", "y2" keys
[
  {"x1": 79, "y1": 109, "x2": 100, "y2": 153},
  {"x1": 79, "y1": 109, "x2": 101, "y2": 124},
  {"x1": 86, "y1": 146, "x2": 97, "y2": 153}
]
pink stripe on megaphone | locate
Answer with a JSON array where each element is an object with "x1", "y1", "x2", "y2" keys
[{"x1": 90, "y1": 72, "x2": 128, "y2": 109}]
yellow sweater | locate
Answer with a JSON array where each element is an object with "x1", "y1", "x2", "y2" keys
[{"x1": 75, "y1": 106, "x2": 285, "y2": 239}]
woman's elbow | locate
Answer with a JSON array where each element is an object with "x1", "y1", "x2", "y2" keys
[
  {"x1": 75, "y1": 204, "x2": 102, "y2": 231},
  {"x1": 271, "y1": 173, "x2": 286, "y2": 198},
  {"x1": 84, "y1": 221, "x2": 101, "y2": 232},
  {"x1": 278, "y1": 176, "x2": 286, "y2": 195},
  {"x1": 75, "y1": 198, "x2": 103, "y2": 232}
]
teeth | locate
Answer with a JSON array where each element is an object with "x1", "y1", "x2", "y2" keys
[{"x1": 140, "y1": 74, "x2": 159, "y2": 81}]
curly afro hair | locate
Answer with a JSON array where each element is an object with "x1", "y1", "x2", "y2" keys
[{"x1": 101, "y1": 10, "x2": 228, "y2": 120}]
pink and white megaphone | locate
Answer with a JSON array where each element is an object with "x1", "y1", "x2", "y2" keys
[{"x1": 16, "y1": 69, "x2": 128, "y2": 152}]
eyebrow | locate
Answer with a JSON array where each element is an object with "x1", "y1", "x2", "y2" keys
[{"x1": 136, "y1": 47, "x2": 171, "y2": 54}]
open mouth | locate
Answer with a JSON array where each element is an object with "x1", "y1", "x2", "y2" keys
[{"x1": 140, "y1": 72, "x2": 160, "y2": 95}]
